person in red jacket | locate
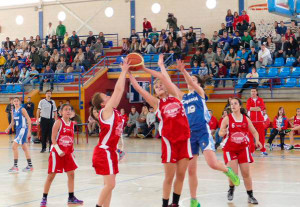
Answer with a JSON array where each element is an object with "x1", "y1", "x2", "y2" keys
[
  {"x1": 287, "y1": 108, "x2": 300, "y2": 150},
  {"x1": 120, "y1": 108, "x2": 128, "y2": 129},
  {"x1": 246, "y1": 88, "x2": 267, "y2": 155},
  {"x1": 218, "y1": 62, "x2": 227, "y2": 88},
  {"x1": 239, "y1": 10, "x2": 250, "y2": 23},
  {"x1": 208, "y1": 110, "x2": 218, "y2": 138},
  {"x1": 267, "y1": 107, "x2": 289, "y2": 150},
  {"x1": 233, "y1": 12, "x2": 240, "y2": 31},
  {"x1": 143, "y1": 18, "x2": 153, "y2": 38},
  {"x1": 263, "y1": 109, "x2": 271, "y2": 136}
]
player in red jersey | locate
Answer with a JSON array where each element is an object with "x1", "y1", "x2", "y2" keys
[
  {"x1": 246, "y1": 88, "x2": 267, "y2": 156},
  {"x1": 92, "y1": 59, "x2": 129, "y2": 207},
  {"x1": 219, "y1": 98, "x2": 262, "y2": 205},
  {"x1": 288, "y1": 108, "x2": 300, "y2": 150},
  {"x1": 40, "y1": 104, "x2": 83, "y2": 207},
  {"x1": 128, "y1": 56, "x2": 192, "y2": 207}
]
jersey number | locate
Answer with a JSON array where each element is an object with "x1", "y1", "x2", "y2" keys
[
  {"x1": 15, "y1": 121, "x2": 19, "y2": 126},
  {"x1": 187, "y1": 105, "x2": 196, "y2": 114}
]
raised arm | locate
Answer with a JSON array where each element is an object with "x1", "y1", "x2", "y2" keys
[
  {"x1": 128, "y1": 73, "x2": 159, "y2": 110},
  {"x1": 102, "y1": 59, "x2": 130, "y2": 120},
  {"x1": 176, "y1": 60, "x2": 205, "y2": 99}
]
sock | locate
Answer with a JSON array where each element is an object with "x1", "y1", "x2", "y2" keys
[
  {"x1": 247, "y1": 190, "x2": 253, "y2": 197},
  {"x1": 69, "y1": 192, "x2": 74, "y2": 198},
  {"x1": 162, "y1": 198, "x2": 169, "y2": 207},
  {"x1": 43, "y1": 193, "x2": 48, "y2": 199},
  {"x1": 230, "y1": 185, "x2": 235, "y2": 190},
  {"x1": 27, "y1": 159, "x2": 32, "y2": 167},
  {"x1": 14, "y1": 159, "x2": 18, "y2": 167},
  {"x1": 96, "y1": 205, "x2": 101, "y2": 207},
  {"x1": 172, "y1": 193, "x2": 180, "y2": 205}
]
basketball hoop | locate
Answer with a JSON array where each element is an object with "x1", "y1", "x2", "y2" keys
[{"x1": 248, "y1": 3, "x2": 268, "y2": 11}]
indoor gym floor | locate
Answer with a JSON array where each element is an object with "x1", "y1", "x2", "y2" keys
[{"x1": 0, "y1": 134, "x2": 300, "y2": 207}]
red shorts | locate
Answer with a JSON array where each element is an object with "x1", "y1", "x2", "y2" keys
[
  {"x1": 92, "y1": 146, "x2": 119, "y2": 175},
  {"x1": 294, "y1": 130, "x2": 300, "y2": 135},
  {"x1": 161, "y1": 137, "x2": 193, "y2": 163},
  {"x1": 223, "y1": 147, "x2": 254, "y2": 164},
  {"x1": 48, "y1": 151, "x2": 78, "y2": 174}
]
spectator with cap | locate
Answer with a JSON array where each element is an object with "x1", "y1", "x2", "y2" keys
[
  {"x1": 56, "y1": 21, "x2": 66, "y2": 48},
  {"x1": 36, "y1": 90, "x2": 57, "y2": 152}
]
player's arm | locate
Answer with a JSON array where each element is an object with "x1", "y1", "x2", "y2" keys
[
  {"x1": 5, "y1": 111, "x2": 15, "y2": 134},
  {"x1": 51, "y1": 119, "x2": 65, "y2": 156},
  {"x1": 36, "y1": 108, "x2": 41, "y2": 125},
  {"x1": 177, "y1": 59, "x2": 205, "y2": 99},
  {"x1": 288, "y1": 116, "x2": 295, "y2": 127},
  {"x1": 219, "y1": 116, "x2": 229, "y2": 137},
  {"x1": 22, "y1": 108, "x2": 31, "y2": 137},
  {"x1": 247, "y1": 117, "x2": 262, "y2": 149},
  {"x1": 102, "y1": 59, "x2": 130, "y2": 120},
  {"x1": 128, "y1": 73, "x2": 159, "y2": 110}
]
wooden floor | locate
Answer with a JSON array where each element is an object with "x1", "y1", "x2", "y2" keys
[{"x1": 1, "y1": 134, "x2": 300, "y2": 207}]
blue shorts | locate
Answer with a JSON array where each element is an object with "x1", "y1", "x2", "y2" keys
[
  {"x1": 190, "y1": 124, "x2": 215, "y2": 155},
  {"x1": 14, "y1": 128, "x2": 28, "y2": 145}
]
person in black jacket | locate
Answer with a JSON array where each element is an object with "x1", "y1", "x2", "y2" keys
[
  {"x1": 5, "y1": 98, "x2": 14, "y2": 134},
  {"x1": 129, "y1": 29, "x2": 140, "y2": 43},
  {"x1": 275, "y1": 36, "x2": 288, "y2": 58},
  {"x1": 247, "y1": 46, "x2": 258, "y2": 68},
  {"x1": 25, "y1": 97, "x2": 35, "y2": 118},
  {"x1": 190, "y1": 49, "x2": 203, "y2": 68},
  {"x1": 239, "y1": 58, "x2": 249, "y2": 78},
  {"x1": 286, "y1": 37, "x2": 298, "y2": 57},
  {"x1": 187, "y1": 26, "x2": 196, "y2": 44},
  {"x1": 198, "y1": 33, "x2": 209, "y2": 53},
  {"x1": 86, "y1": 31, "x2": 96, "y2": 46}
]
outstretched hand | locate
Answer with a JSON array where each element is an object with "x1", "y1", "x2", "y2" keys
[
  {"x1": 158, "y1": 54, "x2": 164, "y2": 67},
  {"x1": 176, "y1": 59, "x2": 186, "y2": 72},
  {"x1": 256, "y1": 141, "x2": 263, "y2": 149},
  {"x1": 121, "y1": 58, "x2": 131, "y2": 73}
]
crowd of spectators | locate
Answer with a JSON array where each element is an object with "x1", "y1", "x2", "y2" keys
[{"x1": 0, "y1": 21, "x2": 106, "y2": 91}]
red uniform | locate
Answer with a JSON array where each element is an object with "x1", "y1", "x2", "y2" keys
[
  {"x1": 48, "y1": 119, "x2": 77, "y2": 174},
  {"x1": 121, "y1": 114, "x2": 128, "y2": 129},
  {"x1": 156, "y1": 96, "x2": 192, "y2": 163},
  {"x1": 293, "y1": 116, "x2": 300, "y2": 135},
  {"x1": 223, "y1": 114, "x2": 253, "y2": 164},
  {"x1": 92, "y1": 109, "x2": 124, "y2": 175},
  {"x1": 246, "y1": 97, "x2": 266, "y2": 152},
  {"x1": 209, "y1": 115, "x2": 218, "y2": 130}
]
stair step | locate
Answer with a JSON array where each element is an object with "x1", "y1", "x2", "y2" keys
[
  {"x1": 106, "y1": 51, "x2": 121, "y2": 56},
  {"x1": 214, "y1": 87, "x2": 234, "y2": 91},
  {"x1": 210, "y1": 93, "x2": 241, "y2": 99},
  {"x1": 64, "y1": 86, "x2": 79, "y2": 91}
]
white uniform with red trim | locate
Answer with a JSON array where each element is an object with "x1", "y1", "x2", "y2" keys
[
  {"x1": 156, "y1": 96, "x2": 192, "y2": 163},
  {"x1": 48, "y1": 118, "x2": 78, "y2": 174},
  {"x1": 92, "y1": 108, "x2": 124, "y2": 175},
  {"x1": 222, "y1": 114, "x2": 254, "y2": 164}
]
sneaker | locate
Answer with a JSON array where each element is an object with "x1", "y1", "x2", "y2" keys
[
  {"x1": 190, "y1": 199, "x2": 201, "y2": 207},
  {"x1": 40, "y1": 198, "x2": 47, "y2": 207},
  {"x1": 261, "y1": 152, "x2": 268, "y2": 156},
  {"x1": 22, "y1": 166, "x2": 34, "y2": 172},
  {"x1": 227, "y1": 188, "x2": 234, "y2": 201},
  {"x1": 248, "y1": 195, "x2": 258, "y2": 204},
  {"x1": 137, "y1": 134, "x2": 145, "y2": 139},
  {"x1": 8, "y1": 166, "x2": 19, "y2": 173},
  {"x1": 269, "y1": 144, "x2": 273, "y2": 151},
  {"x1": 288, "y1": 145, "x2": 295, "y2": 150},
  {"x1": 118, "y1": 150, "x2": 126, "y2": 161},
  {"x1": 284, "y1": 129, "x2": 292, "y2": 134},
  {"x1": 224, "y1": 167, "x2": 240, "y2": 186},
  {"x1": 40, "y1": 149, "x2": 46, "y2": 153},
  {"x1": 68, "y1": 196, "x2": 83, "y2": 204}
]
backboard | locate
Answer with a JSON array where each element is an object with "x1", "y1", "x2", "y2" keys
[{"x1": 268, "y1": 0, "x2": 300, "y2": 18}]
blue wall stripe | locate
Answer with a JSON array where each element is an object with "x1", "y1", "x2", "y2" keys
[
  {"x1": 239, "y1": 0, "x2": 244, "y2": 15},
  {"x1": 130, "y1": 0, "x2": 136, "y2": 32},
  {"x1": 39, "y1": 11, "x2": 43, "y2": 38}
]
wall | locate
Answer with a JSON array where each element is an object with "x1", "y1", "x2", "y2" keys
[{"x1": 0, "y1": 104, "x2": 9, "y2": 132}]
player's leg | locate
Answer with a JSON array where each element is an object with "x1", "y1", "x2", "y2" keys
[
  {"x1": 240, "y1": 163, "x2": 258, "y2": 204},
  {"x1": 162, "y1": 163, "x2": 176, "y2": 207},
  {"x1": 188, "y1": 155, "x2": 199, "y2": 203},
  {"x1": 9, "y1": 141, "x2": 19, "y2": 172},
  {"x1": 40, "y1": 172, "x2": 56, "y2": 206},
  {"x1": 97, "y1": 174, "x2": 116, "y2": 206},
  {"x1": 225, "y1": 159, "x2": 239, "y2": 201},
  {"x1": 22, "y1": 143, "x2": 33, "y2": 171},
  {"x1": 67, "y1": 170, "x2": 83, "y2": 204},
  {"x1": 288, "y1": 131, "x2": 295, "y2": 150},
  {"x1": 256, "y1": 123, "x2": 267, "y2": 154}
]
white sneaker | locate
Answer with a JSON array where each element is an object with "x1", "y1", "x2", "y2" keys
[{"x1": 8, "y1": 166, "x2": 19, "y2": 173}]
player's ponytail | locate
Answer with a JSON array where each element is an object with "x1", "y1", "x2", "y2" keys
[{"x1": 92, "y1": 92, "x2": 104, "y2": 110}]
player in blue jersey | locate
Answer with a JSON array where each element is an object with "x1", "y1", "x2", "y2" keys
[
  {"x1": 5, "y1": 97, "x2": 33, "y2": 173},
  {"x1": 174, "y1": 60, "x2": 240, "y2": 207}
]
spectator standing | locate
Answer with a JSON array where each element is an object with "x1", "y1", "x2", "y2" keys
[
  {"x1": 56, "y1": 21, "x2": 66, "y2": 48},
  {"x1": 39, "y1": 65, "x2": 54, "y2": 91},
  {"x1": 36, "y1": 90, "x2": 57, "y2": 153},
  {"x1": 225, "y1": 9, "x2": 234, "y2": 33},
  {"x1": 143, "y1": 18, "x2": 153, "y2": 38},
  {"x1": 233, "y1": 12, "x2": 240, "y2": 30},
  {"x1": 239, "y1": 10, "x2": 250, "y2": 23},
  {"x1": 246, "y1": 88, "x2": 267, "y2": 155},
  {"x1": 86, "y1": 31, "x2": 96, "y2": 46},
  {"x1": 5, "y1": 98, "x2": 14, "y2": 134},
  {"x1": 166, "y1": 13, "x2": 178, "y2": 30},
  {"x1": 238, "y1": 67, "x2": 259, "y2": 94},
  {"x1": 124, "y1": 106, "x2": 139, "y2": 137},
  {"x1": 24, "y1": 97, "x2": 35, "y2": 118},
  {"x1": 256, "y1": 44, "x2": 272, "y2": 68},
  {"x1": 45, "y1": 22, "x2": 56, "y2": 45}
]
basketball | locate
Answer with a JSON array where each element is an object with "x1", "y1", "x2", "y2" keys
[{"x1": 126, "y1": 53, "x2": 144, "y2": 71}]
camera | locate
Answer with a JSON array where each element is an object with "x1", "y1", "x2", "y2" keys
[{"x1": 168, "y1": 13, "x2": 173, "y2": 18}]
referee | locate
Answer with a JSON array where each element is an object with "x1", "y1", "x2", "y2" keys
[{"x1": 36, "y1": 90, "x2": 58, "y2": 153}]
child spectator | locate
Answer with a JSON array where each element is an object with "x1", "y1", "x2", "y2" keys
[
  {"x1": 191, "y1": 61, "x2": 200, "y2": 75},
  {"x1": 267, "y1": 107, "x2": 289, "y2": 150},
  {"x1": 247, "y1": 46, "x2": 258, "y2": 68},
  {"x1": 218, "y1": 62, "x2": 227, "y2": 87},
  {"x1": 238, "y1": 58, "x2": 249, "y2": 78},
  {"x1": 199, "y1": 61, "x2": 208, "y2": 77}
]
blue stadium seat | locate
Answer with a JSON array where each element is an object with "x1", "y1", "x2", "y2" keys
[
  {"x1": 0, "y1": 85, "x2": 8, "y2": 93},
  {"x1": 257, "y1": 68, "x2": 267, "y2": 77},
  {"x1": 235, "y1": 78, "x2": 247, "y2": 88},
  {"x1": 56, "y1": 75, "x2": 65, "y2": 83},
  {"x1": 6, "y1": 85, "x2": 13, "y2": 93},
  {"x1": 13, "y1": 85, "x2": 22, "y2": 93},
  {"x1": 285, "y1": 57, "x2": 296, "y2": 67},
  {"x1": 104, "y1": 41, "x2": 113, "y2": 48},
  {"x1": 108, "y1": 68, "x2": 121, "y2": 72},
  {"x1": 279, "y1": 67, "x2": 290, "y2": 77},
  {"x1": 273, "y1": 79, "x2": 284, "y2": 88},
  {"x1": 291, "y1": 67, "x2": 300, "y2": 77},
  {"x1": 114, "y1": 56, "x2": 123, "y2": 64},
  {"x1": 283, "y1": 78, "x2": 297, "y2": 87},
  {"x1": 144, "y1": 55, "x2": 152, "y2": 63},
  {"x1": 152, "y1": 55, "x2": 159, "y2": 62},
  {"x1": 65, "y1": 75, "x2": 74, "y2": 83},
  {"x1": 267, "y1": 67, "x2": 278, "y2": 77},
  {"x1": 273, "y1": 57, "x2": 285, "y2": 67}
]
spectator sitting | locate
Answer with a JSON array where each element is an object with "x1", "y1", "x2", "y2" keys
[
  {"x1": 21, "y1": 37, "x2": 29, "y2": 51},
  {"x1": 237, "y1": 47, "x2": 249, "y2": 60},
  {"x1": 204, "y1": 47, "x2": 216, "y2": 66},
  {"x1": 124, "y1": 106, "x2": 139, "y2": 137},
  {"x1": 71, "y1": 48, "x2": 85, "y2": 70},
  {"x1": 3, "y1": 37, "x2": 13, "y2": 49},
  {"x1": 191, "y1": 61, "x2": 200, "y2": 75},
  {"x1": 240, "y1": 10, "x2": 250, "y2": 23},
  {"x1": 88, "y1": 107, "x2": 99, "y2": 136},
  {"x1": 218, "y1": 62, "x2": 227, "y2": 87},
  {"x1": 137, "y1": 106, "x2": 156, "y2": 138},
  {"x1": 136, "y1": 105, "x2": 148, "y2": 135},
  {"x1": 4, "y1": 67, "x2": 14, "y2": 83},
  {"x1": 91, "y1": 38, "x2": 104, "y2": 59},
  {"x1": 247, "y1": 22, "x2": 257, "y2": 37},
  {"x1": 224, "y1": 47, "x2": 236, "y2": 68},
  {"x1": 16, "y1": 45, "x2": 24, "y2": 57},
  {"x1": 27, "y1": 65, "x2": 39, "y2": 89},
  {"x1": 198, "y1": 33, "x2": 209, "y2": 53},
  {"x1": 238, "y1": 67, "x2": 259, "y2": 94},
  {"x1": 199, "y1": 61, "x2": 208, "y2": 77},
  {"x1": 63, "y1": 32, "x2": 69, "y2": 45},
  {"x1": 130, "y1": 38, "x2": 140, "y2": 53},
  {"x1": 168, "y1": 27, "x2": 177, "y2": 40},
  {"x1": 34, "y1": 35, "x2": 42, "y2": 48},
  {"x1": 39, "y1": 65, "x2": 54, "y2": 91},
  {"x1": 277, "y1": 21, "x2": 287, "y2": 36},
  {"x1": 289, "y1": 20, "x2": 298, "y2": 34},
  {"x1": 28, "y1": 36, "x2": 35, "y2": 47},
  {"x1": 209, "y1": 61, "x2": 219, "y2": 87},
  {"x1": 190, "y1": 49, "x2": 203, "y2": 68},
  {"x1": 295, "y1": 27, "x2": 300, "y2": 44},
  {"x1": 14, "y1": 38, "x2": 21, "y2": 47},
  {"x1": 285, "y1": 28, "x2": 295, "y2": 40},
  {"x1": 83, "y1": 46, "x2": 95, "y2": 70},
  {"x1": 161, "y1": 44, "x2": 170, "y2": 53},
  {"x1": 214, "y1": 47, "x2": 225, "y2": 64},
  {"x1": 208, "y1": 110, "x2": 218, "y2": 138},
  {"x1": 0, "y1": 54, "x2": 7, "y2": 68},
  {"x1": 286, "y1": 36, "x2": 298, "y2": 57},
  {"x1": 148, "y1": 28, "x2": 159, "y2": 41},
  {"x1": 129, "y1": 29, "x2": 140, "y2": 43},
  {"x1": 166, "y1": 34, "x2": 174, "y2": 47},
  {"x1": 48, "y1": 57, "x2": 57, "y2": 72},
  {"x1": 275, "y1": 36, "x2": 287, "y2": 58},
  {"x1": 42, "y1": 51, "x2": 50, "y2": 68},
  {"x1": 229, "y1": 61, "x2": 239, "y2": 84},
  {"x1": 19, "y1": 67, "x2": 29, "y2": 83},
  {"x1": 39, "y1": 44, "x2": 47, "y2": 56},
  {"x1": 145, "y1": 38, "x2": 157, "y2": 54},
  {"x1": 139, "y1": 38, "x2": 148, "y2": 53},
  {"x1": 187, "y1": 26, "x2": 196, "y2": 44},
  {"x1": 29, "y1": 47, "x2": 42, "y2": 68},
  {"x1": 51, "y1": 49, "x2": 59, "y2": 63},
  {"x1": 98, "y1": 32, "x2": 106, "y2": 45},
  {"x1": 86, "y1": 31, "x2": 96, "y2": 46},
  {"x1": 143, "y1": 18, "x2": 153, "y2": 38},
  {"x1": 237, "y1": 20, "x2": 249, "y2": 37},
  {"x1": 256, "y1": 44, "x2": 272, "y2": 68},
  {"x1": 180, "y1": 37, "x2": 189, "y2": 58},
  {"x1": 11, "y1": 66, "x2": 20, "y2": 83},
  {"x1": 241, "y1": 31, "x2": 252, "y2": 49},
  {"x1": 218, "y1": 32, "x2": 232, "y2": 52},
  {"x1": 238, "y1": 58, "x2": 249, "y2": 78},
  {"x1": 0, "y1": 68, "x2": 4, "y2": 83},
  {"x1": 120, "y1": 38, "x2": 130, "y2": 55},
  {"x1": 160, "y1": 29, "x2": 168, "y2": 41},
  {"x1": 266, "y1": 37, "x2": 276, "y2": 58},
  {"x1": 155, "y1": 36, "x2": 165, "y2": 53},
  {"x1": 177, "y1": 25, "x2": 186, "y2": 41},
  {"x1": 3, "y1": 54, "x2": 13, "y2": 69},
  {"x1": 248, "y1": 46, "x2": 258, "y2": 67},
  {"x1": 67, "y1": 31, "x2": 80, "y2": 49},
  {"x1": 80, "y1": 40, "x2": 87, "y2": 52},
  {"x1": 56, "y1": 56, "x2": 66, "y2": 73},
  {"x1": 231, "y1": 31, "x2": 241, "y2": 51},
  {"x1": 47, "y1": 42, "x2": 54, "y2": 55},
  {"x1": 120, "y1": 108, "x2": 128, "y2": 128},
  {"x1": 210, "y1": 31, "x2": 220, "y2": 52},
  {"x1": 218, "y1": 23, "x2": 227, "y2": 36},
  {"x1": 170, "y1": 41, "x2": 181, "y2": 60},
  {"x1": 51, "y1": 35, "x2": 58, "y2": 49}
]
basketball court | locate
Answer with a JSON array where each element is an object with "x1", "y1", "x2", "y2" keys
[{"x1": 1, "y1": 135, "x2": 300, "y2": 207}]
